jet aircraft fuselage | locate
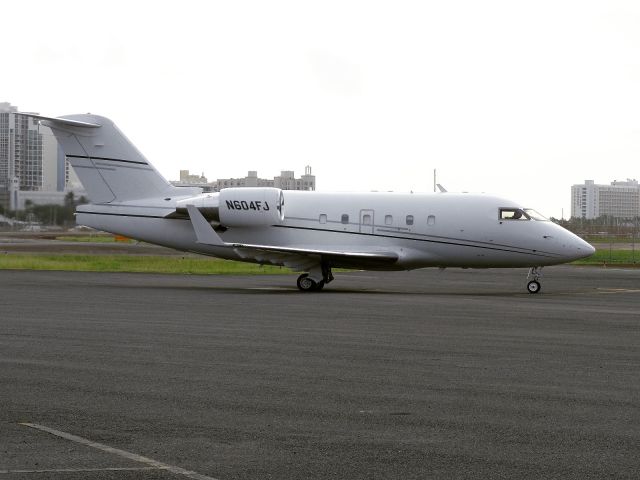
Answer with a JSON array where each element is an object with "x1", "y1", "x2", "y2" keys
[
  {"x1": 76, "y1": 190, "x2": 592, "y2": 270},
  {"x1": 18, "y1": 113, "x2": 594, "y2": 293}
]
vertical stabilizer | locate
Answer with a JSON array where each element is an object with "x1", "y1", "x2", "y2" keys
[{"x1": 19, "y1": 113, "x2": 180, "y2": 203}]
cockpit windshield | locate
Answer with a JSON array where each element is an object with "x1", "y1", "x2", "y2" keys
[
  {"x1": 499, "y1": 208, "x2": 549, "y2": 221},
  {"x1": 523, "y1": 208, "x2": 548, "y2": 221}
]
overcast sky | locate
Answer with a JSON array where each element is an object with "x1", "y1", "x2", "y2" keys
[{"x1": 4, "y1": 0, "x2": 640, "y2": 218}]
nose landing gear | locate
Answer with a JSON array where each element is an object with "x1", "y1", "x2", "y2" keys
[{"x1": 526, "y1": 266, "x2": 543, "y2": 294}]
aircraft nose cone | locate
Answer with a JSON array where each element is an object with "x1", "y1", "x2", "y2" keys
[
  {"x1": 550, "y1": 225, "x2": 596, "y2": 262},
  {"x1": 574, "y1": 238, "x2": 596, "y2": 259},
  {"x1": 586, "y1": 242, "x2": 596, "y2": 256}
]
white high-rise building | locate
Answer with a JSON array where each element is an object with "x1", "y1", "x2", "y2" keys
[
  {"x1": 0, "y1": 102, "x2": 45, "y2": 209},
  {"x1": 571, "y1": 179, "x2": 640, "y2": 219},
  {"x1": 0, "y1": 102, "x2": 82, "y2": 210}
]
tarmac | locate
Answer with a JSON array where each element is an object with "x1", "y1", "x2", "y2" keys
[{"x1": 1, "y1": 266, "x2": 639, "y2": 479}]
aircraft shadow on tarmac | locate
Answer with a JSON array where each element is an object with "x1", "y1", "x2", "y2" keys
[{"x1": 130, "y1": 283, "x2": 576, "y2": 297}]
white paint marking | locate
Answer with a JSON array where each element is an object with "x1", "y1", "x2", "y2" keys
[
  {"x1": 19, "y1": 423, "x2": 220, "y2": 480},
  {"x1": 0, "y1": 467, "x2": 160, "y2": 474},
  {"x1": 596, "y1": 288, "x2": 640, "y2": 294}
]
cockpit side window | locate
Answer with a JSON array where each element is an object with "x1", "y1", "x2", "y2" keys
[{"x1": 499, "y1": 208, "x2": 530, "y2": 220}]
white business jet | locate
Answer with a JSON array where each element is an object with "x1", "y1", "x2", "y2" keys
[{"x1": 20, "y1": 113, "x2": 594, "y2": 293}]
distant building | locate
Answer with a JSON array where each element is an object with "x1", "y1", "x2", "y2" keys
[
  {"x1": 180, "y1": 169, "x2": 208, "y2": 184},
  {"x1": 0, "y1": 102, "x2": 82, "y2": 210},
  {"x1": 216, "y1": 166, "x2": 315, "y2": 191},
  {"x1": 215, "y1": 170, "x2": 274, "y2": 190},
  {"x1": 1, "y1": 102, "x2": 42, "y2": 209},
  {"x1": 571, "y1": 179, "x2": 640, "y2": 219},
  {"x1": 172, "y1": 166, "x2": 315, "y2": 192},
  {"x1": 170, "y1": 169, "x2": 211, "y2": 191},
  {"x1": 274, "y1": 166, "x2": 316, "y2": 191}
]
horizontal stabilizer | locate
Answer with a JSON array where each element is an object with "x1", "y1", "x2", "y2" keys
[{"x1": 15, "y1": 112, "x2": 101, "y2": 128}]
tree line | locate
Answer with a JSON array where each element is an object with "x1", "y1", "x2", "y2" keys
[
  {"x1": 0, "y1": 192, "x2": 88, "y2": 227},
  {"x1": 553, "y1": 216, "x2": 640, "y2": 236}
]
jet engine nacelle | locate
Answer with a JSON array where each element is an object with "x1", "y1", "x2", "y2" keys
[
  {"x1": 174, "y1": 187, "x2": 285, "y2": 226},
  {"x1": 219, "y1": 187, "x2": 285, "y2": 226}
]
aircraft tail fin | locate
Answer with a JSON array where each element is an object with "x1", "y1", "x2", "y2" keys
[{"x1": 17, "y1": 113, "x2": 185, "y2": 203}]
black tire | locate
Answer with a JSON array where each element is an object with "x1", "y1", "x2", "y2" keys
[
  {"x1": 527, "y1": 280, "x2": 541, "y2": 294},
  {"x1": 297, "y1": 274, "x2": 317, "y2": 292}
]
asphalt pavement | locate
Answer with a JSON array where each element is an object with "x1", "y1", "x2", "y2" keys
[{"x1": 1, "y1": 267, "x2": 639, "y2": 479}]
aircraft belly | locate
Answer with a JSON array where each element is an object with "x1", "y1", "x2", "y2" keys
[
  {"x1": 396, "y1": 241, "x2": 562, "y2": 269},
  {"x1": 220, "y1": 225, "x2": 563, "y2": 269}
]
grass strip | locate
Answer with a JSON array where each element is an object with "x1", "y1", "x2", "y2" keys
[
  {"x1": 0, "y1": 254, "x2": 288, "y2": 275},
  {"x1": 572, "y1": 249, "x2": 639, "y2": 265},
  {"x1": 0, "y1": 249, "x2": 637, "y2": 274}
]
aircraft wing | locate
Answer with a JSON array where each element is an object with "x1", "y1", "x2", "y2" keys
[{"x1": 185, "y1": 205, "x2": 399, "y2": 270}]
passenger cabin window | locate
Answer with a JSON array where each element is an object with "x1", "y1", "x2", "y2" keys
[
  {"x1": 427, "y1": 215, "x2": 436, "y2": 226},
  {"x1": 406, "y1": 215, "x2": 414, "y2": 226},
  {"x1": 341, "y1": 214, "x2": 349, "y2": 224},
  {"x1": 319, "y1": 214, "x2": 327, "y2": 224},
  {"x1": 499, "y1": 208, "x2": 530, "y2": 220},
  {"x1": 362, "y1": 214, "x2": 372, "y2": 225},
  {"x1": 385, "y1": 215, "x2": 393, "y2": 225}
]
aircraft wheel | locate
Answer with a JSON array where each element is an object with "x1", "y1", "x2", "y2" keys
[
  {"x1": 297, "y1": 274, "x2": 317, "y2": 292},
  {"x1": 527, "y1": 280, "x2": 541, "y2": 294}
]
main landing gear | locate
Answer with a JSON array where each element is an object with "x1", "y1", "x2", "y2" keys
[
  {"x1": 297, "y1": 263, "x2": 334, "y2": 292},
  {"x1": 297, "y1": 273, "x2": 324, "y2": 291},
  {"x1": 526, "y1": 266, "x2": 543, "y2": 294}
]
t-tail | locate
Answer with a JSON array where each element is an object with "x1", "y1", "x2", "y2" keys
[{"x1": 17, "y1": 113, "x2": 187, "y2": 203}]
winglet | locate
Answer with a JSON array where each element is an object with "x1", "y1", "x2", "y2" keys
[
  {"x1": 186, "y1": 205, "x2": 225, "y2": 246},
  {"x1": 14, "y1": 112, "x2": 101, "y2": 128}
]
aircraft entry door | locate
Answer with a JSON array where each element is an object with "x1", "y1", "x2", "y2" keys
[{"x1": 359, "y1": 209, "x2": 374, "y2": 234}]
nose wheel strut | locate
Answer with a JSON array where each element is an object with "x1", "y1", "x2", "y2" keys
[{"x1": 526, "y1": 267, "x2": 543, "y2": 294}]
